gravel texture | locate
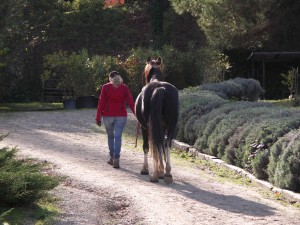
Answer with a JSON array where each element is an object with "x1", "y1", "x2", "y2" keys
[{"x1": 1, "y1": 109, "x2": 300, "y2": 225}]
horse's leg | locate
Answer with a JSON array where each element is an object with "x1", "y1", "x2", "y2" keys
[
  {"x1": 158, "y1": 154, "x2": 164, "y2": 179},
  {"x1": 141, "y1": 126, "x2": 149, "y2": 175},
  {"x1": 141, "y1": 149, "x2": 149, "y2": 175},
  {"x1": 150, "y1": 147, "x2": 159, "y2": 182},
  {"x1": 158, "y1": 128, "x2": 166, "y2": 179},
  {"x1": 163, "y1": 146, "x2": 173, "y2": 184},
  {"x1": 163, "y1": 126, "x2": 176, "y2": 184}
]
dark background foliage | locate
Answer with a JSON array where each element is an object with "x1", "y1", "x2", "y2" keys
[{"x1": 1, "y1": 0, "x2": 300, "y2": 102}]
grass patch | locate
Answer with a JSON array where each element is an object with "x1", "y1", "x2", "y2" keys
[
  {"x1": 0, "y1": 102, "x2": 63, "y2": 112},
  {"x1": 171, "y1": 149, "x2": 300, "y2": 207},
  {"x1": 171, "y1": 149, "x2": 253, "y2": 187},
  {"x1": 0, "y1": 195, "x2": 60, "y2": 225},
  {"x1": 263, "y1": 98, "x2": 299, "y2": 108}
]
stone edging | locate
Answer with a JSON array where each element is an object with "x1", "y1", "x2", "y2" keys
[{"x1": 172, "y1": 139, "x2": 300, "y2": 204}]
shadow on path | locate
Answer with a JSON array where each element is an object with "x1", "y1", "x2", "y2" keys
[{"x1": 118, "y1": 165, "x2": 276, "y2": 218}]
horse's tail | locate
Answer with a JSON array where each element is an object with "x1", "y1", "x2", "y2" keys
[{"x1": 149, "y1": 87, "x2": 166, "y2": 164}]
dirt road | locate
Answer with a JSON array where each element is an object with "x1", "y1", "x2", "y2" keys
[{"x1": 1, "y1": 110, "x2": 300, "y2": 225}]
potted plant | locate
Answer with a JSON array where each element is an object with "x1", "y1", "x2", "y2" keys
[
  {"x1": 58, "y1": 70, "x2": 77, "y2": 110},
  {"x1": 66, "y1": 50, "x2": 97, "y2": 108},
  {"x1": 62, "y1": 96, "x2": 77, "y2": 109}
]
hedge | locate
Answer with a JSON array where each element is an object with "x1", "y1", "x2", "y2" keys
[{"x1": 177, "y1": 78, "x2": 300, "y2": 192}]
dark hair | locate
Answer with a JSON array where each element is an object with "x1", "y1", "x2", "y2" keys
[{"x1": 109, "y1": 71, "x2": 120, "y2": 78}]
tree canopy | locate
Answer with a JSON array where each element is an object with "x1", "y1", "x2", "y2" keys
[
  {"x1": 170, "y1": 0, "x2": 300, "y2": 51},
  {"x1": 1, "y1": 0, "x2": 300, "y2": 101}
]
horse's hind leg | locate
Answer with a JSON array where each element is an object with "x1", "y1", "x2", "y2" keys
[
  {"x1": 163, "y1": 146, "x2": 173, "y2": 184},
  {"x1": 141, "y1": 126, "x2": 149, "y2": 175},
  {"x1": 150, "y1": 154, "x2": 159, "y2": 182},
  {"x1": 163, "y1": 124, "x2": 177, "y2": 183},
  {"x1": 141, "y1": 149, "x2": 149, "y2": 175},
  {"x1": 158, "y1": 155, "x2": 164, "y2": 179}
]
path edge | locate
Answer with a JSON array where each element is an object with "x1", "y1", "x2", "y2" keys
[{"x1": 172, "y1": 139, "x2": 300, "y2": 204}]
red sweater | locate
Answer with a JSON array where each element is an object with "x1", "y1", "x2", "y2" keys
[{"x1": 96, "y1": 83, "x2": 135, "y2": 122}]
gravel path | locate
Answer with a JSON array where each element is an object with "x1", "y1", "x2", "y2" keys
[{"x1": 1, "y1": 109, "x2": 300, "y2": 225}]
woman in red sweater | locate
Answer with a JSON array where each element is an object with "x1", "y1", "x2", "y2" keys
[{"x1": 96, "y1": 71, "x2": 135, "y2": 168}]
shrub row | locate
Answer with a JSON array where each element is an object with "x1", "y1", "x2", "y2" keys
[
  {"x1": 177, "y1": 86, "x2": 227, "y2": 144},
  {"x1": 199, "y1": 77, "x2": 265, "y2": 101},
  {"x1": 178, "y1": 77, "x2": 266, "y2": 144},
  {"x1": 177, "y1": 78, "x2": 300, "y2": 192},
  {"x1": 268, "y1": 129, "x2": 300, "y2": 191}
]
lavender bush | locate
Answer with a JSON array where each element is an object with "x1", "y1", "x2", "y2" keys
[{"x1": 178, "y1": 78, "x2": 300, "y2": 192}]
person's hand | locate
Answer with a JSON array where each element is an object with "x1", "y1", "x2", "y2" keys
[{"x1": 96, "y1": 120, "x2": 101, "y2": 126}]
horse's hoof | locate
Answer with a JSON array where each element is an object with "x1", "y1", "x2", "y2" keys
[
  {"x1": 159, "y1": 174, "x2": 164, "y2": 179},
  {"x1": 164, "y1": 174, "x2": 173, "y2": 184},
  {"x1": 141, "y1": 170, "x2": 149, "y2": 175},
  {"x1": 150, "y1": 177, "x2": 159, "y2": 183}
]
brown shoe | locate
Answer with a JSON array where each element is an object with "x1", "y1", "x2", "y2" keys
[
  {"x1": 113, "y1": 158, "x2": 120, "y2": 168},
  {"x1": 107, "y1": 158, "x2": 113, "y2": 165}
]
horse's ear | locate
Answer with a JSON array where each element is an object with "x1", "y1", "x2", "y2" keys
[
  {"x1": 157, "y1": 57, "x2": 161, "y2": 65},
  {"x1": 147, "y1": 56, "x2": 151, "y2": 63}
]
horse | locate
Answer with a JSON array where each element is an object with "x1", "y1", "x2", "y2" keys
[{"x1": 135, "y1": 57, "x2": 179, "y2": 184}]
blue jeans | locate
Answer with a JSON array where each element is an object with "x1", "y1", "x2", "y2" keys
[{"x1": 103, "y1": 116, "x2": 127, "y2": 159}]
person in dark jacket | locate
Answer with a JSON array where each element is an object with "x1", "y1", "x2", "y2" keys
[{"x1": 96, "y1": 71, "x2": 135, "y2": 168}]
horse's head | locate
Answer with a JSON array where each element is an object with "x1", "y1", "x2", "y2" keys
[
  {"x1": 146, "y1": 57, "x2": 162, "y2": 69},
  {"x1": 143, "y1": 57, "x2": 163, "y2": 85}
]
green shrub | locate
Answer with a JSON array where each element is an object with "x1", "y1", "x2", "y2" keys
[
  {"x1": 186, "y1": 97, "x2": 300, "y2": 181},
  {"x1": 177, "y1": 87, "x2": 226, "y2": 143},
  {"x1": 41, "y1": 45, "x2": 231, "y2": 100},
  {"x1": 122, "y1": 45, "x2": 231, "y2": 98},
  {"x1": 0, "y1": 147, "x2": 60, "y2": 206},
  {"x1": 179, "y1": 87, "x2": 226, "y2": 113},
  {"x1": 241, "y1": 113, "x2": 300, "y2": 174},
  {"x1": 227, "y1": 108, "x2": 300, "y2": 176},
  {"x1": 223, "y1": 105, "x2": 274, "y2": 167},
  {"x1": 193, "y1": 101, "x2": 272, "y2": 155},
  {"x1": 200, "y1": 77, "x2": 265, "y2": 101},
  {"x1": 231, "y1": 77, "x2": 265, "y2": 101},
  {"x1": 182, "y1": 103, "x2": 221, "y2": 144},
  {"x1": 92, "y1": 55, "x2": 128, "y2": 92},
  {"x1": 43, "y1": 49, "x2": 99, "y2": 98},
  {"x1": 208, "y1": 114, "x2": 247, "y2": 158},
  {"x1": 268, "y1": 130, "x2": 300, "y2": 192},
  {"x1": 119, "y1": 46, "x2": 184, "y2": 98},
  {"x1": 178, "y1": 78, "x2": 300, "y2": 191},
  {"x1": 43, "y1": 50, "x2": 130, "y2": 98},
  {"x1": 252, "y1": 150, "x2": 269, "y2": 179},
  {"x1": 124, "y1": 47, "x2": 159, "y2": 98},
  {"x1": 200, "y1": 80, "x2": 243, "y2": 100}
]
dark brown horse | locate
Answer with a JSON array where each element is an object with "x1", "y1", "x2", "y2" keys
[{"x1": 135, "y1": 57, "x2": 179, "y2": 184}]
